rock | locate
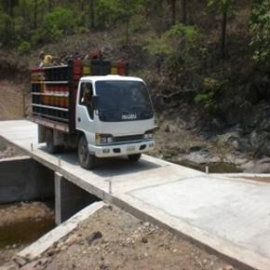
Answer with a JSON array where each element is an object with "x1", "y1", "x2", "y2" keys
[
  {"x1": 216, "y1": 132, "x2": 241, "y2": 149},
  {"x1": 220, "y1": 96, "x2": 253, "y2": 125},
  {"x1": 13, "y1": 256, "x2": 27, "y2": 267},
  {"x1": 0, "y1": 262, "x2": 18, "y2": 270},
  {"x1": 164, "y1": 125, "x2": 170, "y2": 132},
  {"x1": 86, "y1": 231, "x2": 103, "y2": 245},
  {"x1": 182, "y1": 148, "x2": 220, "y2": 164},
  {"x1": 175, "y1": 117, "x2": 186, "y2": 129},
  {"x1": 20, "y1": 260, "x2": 39, "y2": 270},
  {"x1": 141, "y1": 237, "x2": 148, "y2": 243},
  {"x1": 38, "y1": 258, "x2": 49, "y2": 266},
  {"x1": 99, "y1": 262, "x2": 109, "y2": 270},
  {"x1": 46, "y1": 248, "x2": 59, "y2": 257},
  {"x1": 66, "y1": 234, "x2": 79, "y2": 246},
  {"x1": 250, "y1": 123, "x2": 270, "y2": 156},
  {"x1": 223, "y1": 265, "x2": 234, "y2": 270},
  {"x1": 189, "y1": 145, "x2": 205, "y2": 152},
  {"x1": 249, "y1": 130, "x2": 270, "y2": 149},
  {"x1": 245, "y1": 158, "x2": 270, "y2": 173}
]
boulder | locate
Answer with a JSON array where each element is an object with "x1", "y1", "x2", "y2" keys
[{"x1": 244, "y1": 158, "x2": 270, "y2": 173}]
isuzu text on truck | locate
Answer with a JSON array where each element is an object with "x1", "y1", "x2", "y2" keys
[{"x1": 30, "y1": 56, "x2": 156, "y2": 169}]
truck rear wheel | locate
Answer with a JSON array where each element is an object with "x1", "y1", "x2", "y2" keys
[
  {"x1": 78, "y1": 136, "x2": 95, "y2": 169},
  {"x1": 128, "y1": 153, "x2": 141, "y2": 162}
]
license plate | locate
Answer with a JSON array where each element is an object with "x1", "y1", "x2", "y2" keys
[{"x1": 127, "y1": 146, "x2": 135, "y2": 153}]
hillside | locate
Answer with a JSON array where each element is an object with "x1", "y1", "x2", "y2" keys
[{"x1": 0, "y1": 0, "x2": 270, "y2": 172}]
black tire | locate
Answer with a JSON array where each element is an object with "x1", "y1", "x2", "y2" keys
[
  {"x1": 128, "y1": 153, "x2": 141, "y2": 162},
  {"x1": 46, "y1": 129, "x2": 63, "y2": 154},
  {"x1": 78, "y1": 136, "x2": 95, "y2": 169}
]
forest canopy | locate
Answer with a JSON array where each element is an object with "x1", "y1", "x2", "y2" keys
[{"x1": 1, "y1": 0, "x2": 270, "y2": 110}]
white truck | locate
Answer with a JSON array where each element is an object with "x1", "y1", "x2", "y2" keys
[{"x1": 30, "y1": 57, "x2": 156, "y2": 169}]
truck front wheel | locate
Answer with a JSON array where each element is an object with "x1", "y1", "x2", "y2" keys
[
  {"x1": 78, "y1": 136, "x2": 95, "y2": 169},
  {"x1": 128, "y1": 153, "x2": 141, "y2": 162}
]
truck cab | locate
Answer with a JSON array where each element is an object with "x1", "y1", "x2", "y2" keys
[{"x1": 76, "y1": 75, "x2": 156, "y2": 169}]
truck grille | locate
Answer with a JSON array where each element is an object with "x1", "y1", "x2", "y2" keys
[{"x1": 114, "y1": 134, "x2": 143, "y2": 143}]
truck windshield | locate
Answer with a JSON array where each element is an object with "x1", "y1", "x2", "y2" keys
[{"x1": 95, "y1": 80, "x2": 154, "y2": 122}]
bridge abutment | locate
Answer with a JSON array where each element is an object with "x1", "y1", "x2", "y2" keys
[
  {"x1": 0, "y1": 157, "x2": 54, "y2": 203},
  {"x1": 54, "y1": 172, "x2": 99, "y2": 225}
]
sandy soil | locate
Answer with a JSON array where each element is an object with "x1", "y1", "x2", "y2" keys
[
  {"x1": 0, "y1": 80, "x2": 25, "y2": 121},
  {"x1": 13, "y1": 206, "x2": 236, "y2": 270}
]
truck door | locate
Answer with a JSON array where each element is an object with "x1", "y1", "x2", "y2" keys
[{"x1": 76, "y1": 82, "x2": 95, "y2": 141}]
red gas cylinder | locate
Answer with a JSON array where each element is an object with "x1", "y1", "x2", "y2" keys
[
  {"x1": 117, "y1": 59, "x2": 127, "y2": 75},
  {"x1": 72, "y1": 59, "x2": 82, "y2": 80}
]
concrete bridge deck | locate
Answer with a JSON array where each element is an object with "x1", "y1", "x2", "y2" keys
[{"x1": 1, "y1": 120, "x2": 270, "y2": 270}]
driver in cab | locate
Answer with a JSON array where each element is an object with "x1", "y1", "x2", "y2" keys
[{"x1": 81, "y1": 83, "x2": 94, "y2": 119}]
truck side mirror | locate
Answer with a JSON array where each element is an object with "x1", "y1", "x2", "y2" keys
[{"x1": 92, "y1": 96, "x2": 99, "y2": 110}]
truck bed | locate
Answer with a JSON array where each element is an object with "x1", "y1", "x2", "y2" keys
[{"x1": 31, "y1": 58, "x2": 128, "y2": 133}]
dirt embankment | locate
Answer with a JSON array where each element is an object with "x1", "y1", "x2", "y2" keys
[{"x1": 13, "y1": 206, "x2": 236, "y2": 270}]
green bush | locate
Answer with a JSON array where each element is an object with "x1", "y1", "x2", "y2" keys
[
  {"x1": 30, "y1": 28, "x2": 46, "y2": 45},
  {"x1": 203, "y1": 77, "x2": 221, "y2": 91},
  {"x1": 17, "y1": 41, "x2": 31, "y2": 54},
  {"x1": 194, "y1": 77, "x2": 221, "y2": 111},
  {"x1": 144, "y1": 23, "x2": 199, "y2": 72}
]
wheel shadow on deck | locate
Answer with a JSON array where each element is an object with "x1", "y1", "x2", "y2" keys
[{"x1": 38, "y1": 146, "x2": 162, "y2": 177}]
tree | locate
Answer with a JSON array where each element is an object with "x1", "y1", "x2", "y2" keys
[
  {"x1": 250, "y1": 0, "x2": 270, "y2": 69},
  {"x1": 181, "y1": 0, "x2": 187, "y2": 24},
  {"x1": 95, "y1": 0, "x2": 143, "y2": 41},
  {"x1": 208, "y1": 0, "x2": 234, "y2": 59},
  {"x1": 89, "y1": 0, "x2": 95, "y2": 29},
  {"x1": 1, "y1": 0, "x2": 19, "y2": 16},
  {"x1": 0, "y1": 0, "x2": 19, "y2": 41},
  {"x1": 43, "y1": 7, "x2": 75, "y2": 41},
  {"x1": 167, "y1": 0, "x2": 177, "y2": 26},
  {"x1": 145, "y1": 23, "x2": 199, "y2": 74}
]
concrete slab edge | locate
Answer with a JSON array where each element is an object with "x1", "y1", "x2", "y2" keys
[
  {"x1": 109, "y1": 194, "x2": 270, "y2": 270},
  {"x1": 15, "y1": 201, "x2": 106, "y2": 261},
  {"x1": 0, "y1": 156, "x2": 30, "y2": 162},
  {"x1": 211, "y1": 173, "x2": 270, "y2": 178}
]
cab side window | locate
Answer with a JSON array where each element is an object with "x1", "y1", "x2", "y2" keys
[{"x1": 80, "y1": 82, "x2": 94, "y2": 119}]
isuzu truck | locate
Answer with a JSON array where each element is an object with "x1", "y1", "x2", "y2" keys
[{"x1": 30, "y1": 57, "x2": 156, "y2": 169}]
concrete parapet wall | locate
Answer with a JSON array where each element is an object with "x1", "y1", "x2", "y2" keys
[{"x1": 0, "y1": 156, "x2": 54, "y2": 204}]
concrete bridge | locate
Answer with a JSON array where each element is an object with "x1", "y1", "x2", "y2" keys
[{"x1": 1, "y1": 120, "x2": 270, "y2": 270}]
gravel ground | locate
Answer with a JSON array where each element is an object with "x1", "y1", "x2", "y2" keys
[{"x1": 13, "y1": 205, "x2": 236, "y2": 270}]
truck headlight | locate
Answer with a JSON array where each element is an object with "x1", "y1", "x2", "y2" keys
[{"x1": 95, "y1": 134, "x2": 113, "y2": 145}]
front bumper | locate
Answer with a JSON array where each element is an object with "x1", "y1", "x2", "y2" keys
[{"x1": 88, "y1": 139, "x2": 155, "y2": 158}]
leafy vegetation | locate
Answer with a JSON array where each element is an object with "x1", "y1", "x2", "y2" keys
[
  {"x1": 250, "y1": 0, "x2": 270, "y2": 69},
  {"x1": 0, "y1": 0, "x2": 270, "y2": 117}
]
